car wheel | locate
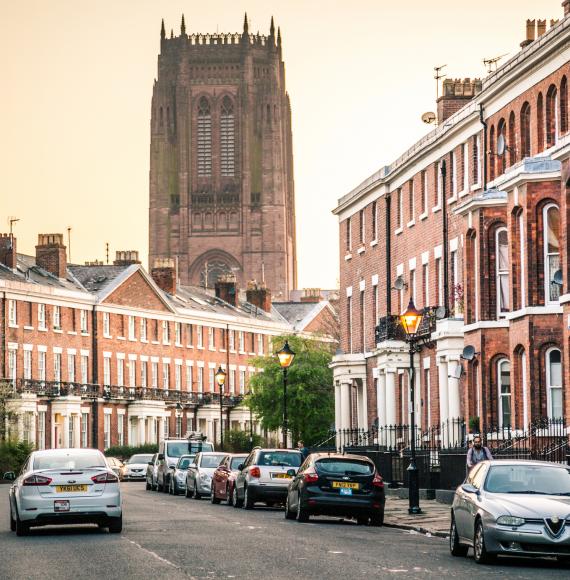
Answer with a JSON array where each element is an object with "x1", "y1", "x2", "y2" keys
[
  {"x1": 243, "y1": 486, "x2": 254, "y2": 510},
  {"x1": 15, "y1": 511, "x2": 29, "y2": 537},
  {"x1": 108, "y1": 516, "x2": 123, "y2": 534},
  {"x1": 192, "y1": 483, "x2": 201, "y2": 500},
  {"x1": 231, "y1": 486, "x2": 243, "y2": 508},
  {"x1": 370, "y1": 512, "x2": 384, "y2": 527},
  {"x1": 284, "y1": 495, "x2": 296, "y2": 520},
  {"x1": 145, "y1": 480, "x2": 151, "y2": 491},
  {"x1": 557, "y1": 555, "x2": 570, "y2": 565},
  {"x1": 185, "y1": 483, "x2": 191, "y2": 498},
  {"x1": 9, "y1": 506, "x2": 16, "y2": 532},
  {"x1": 163, "y1": 477, "x2": 170, "y2": 493},
  {"x1": 356, "y1": 516, "x2": 368, "y2": 525},
  {"x1": 210, "y1": 488, "x2": 221, "y2": 504},
  {"x1": 450, "y1": 516, "x2": 468, "y2": 557},
  {"x1": 296, "y1": 493, "x2": 309, "y2": 522},
  {"x1": 473, "y1": 519, "x2": 496, "y2": 564}
]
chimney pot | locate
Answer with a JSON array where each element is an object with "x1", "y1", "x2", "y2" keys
[
  {"x1": 537, "y1": 19, "x2": 547, "y2": 36},
  {"x1": 215, "y1": 274, "x2": 238, "y2": 307},
  {"x1": 563, "y1": 1, "x2": 570, "y2": 17},
  {"x1": 36, "y1": 233, "x2": 67, "y2": 278},
  {"x1": 437, "y1": 78, "x2": 482, "y2": 123},
  {"x1": 114, "y1": 250, "x2": 141, "y2": 266},
  {"x1": 0, "y1": 234, "x2": 17, "y2": 270},
  {"x1": 246, "y1": 280, "x2": 272, "y2": 313}
]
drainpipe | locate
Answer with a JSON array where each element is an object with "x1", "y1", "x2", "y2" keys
[
  {"x1": 441, "y1": 160, "x2": 449, "y2": 316},
  {"x1": 225, "y1": 323, "x2": 230, "y2": 434},
  {"x1": 479, "y1": 104, "x2": 488, "y2": 191},
  {"x1": 1, "y1": 292, "x2": 5, "y2": 378},
  {"x1": 91, "y1": 306, "x2": 99, "y2": 449},
  {"x1": 385, "y1": 194, "x2": 392, "y2": 314}
]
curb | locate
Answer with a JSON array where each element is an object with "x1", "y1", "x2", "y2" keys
[{"x1": 383, "y1": 521, "x2": 449, "y2": 539}]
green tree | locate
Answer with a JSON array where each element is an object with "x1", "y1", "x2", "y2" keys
[{"x1": 247, "y1": 335, "x2": 334, "y2": 447}]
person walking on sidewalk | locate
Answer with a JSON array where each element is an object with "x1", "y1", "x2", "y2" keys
[
  {"x1": 297, "y1": 440, "x2": 309, "y2": 460},
  {"x1": 466, "y1": 436, "x2": 493, "y2": 474}
]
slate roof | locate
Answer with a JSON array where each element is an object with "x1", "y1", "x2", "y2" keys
[{"x1": 272, "y1": 301, "x2": 329, "y2": 332}]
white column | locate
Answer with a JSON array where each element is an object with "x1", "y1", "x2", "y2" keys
[
  {"x1": 438, "y1": 357, "x2": 449, "y2": 446},
  {"x1": 340, "y1": 382, "x2": 351, "y2": 430},
  {"x1": 447, "y1": 359, "x2": 461, "y2": 419},
  {"x1": 385, "y1": 371, "x2": 397, "y2": 425},
  {"x1": 139, "y1": 417, "x2": 146, "y2": 445},
  {"x1": 73, "y1": 414, "x2": 81, "y2": 448},
  {"x1": 335, "y1": 384, "x2": 342, "y2": 429},
  {"x1": 377, "y1": 373, "x2": 387, "y2": 427},
  {"x1": 62, "y1": 414, "x2": 70, "y2": 448},
  {"x1": 51, "y1": 413, "x2": 57, "y2": 449},
  {"x1": 358, "y1": 381, "x2": 368, "y2": 430}
]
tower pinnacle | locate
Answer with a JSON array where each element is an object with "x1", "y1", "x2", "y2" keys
[
  {"x1": 181, "y1": 14, "x2": 186, "y2": 36},
  {"x1": 243, "y1": 13, "x2": 249, "y2": 35},
  {"x1": 161, "y1": 19, "x2": 166, "y2": 40},
  {"x1": 270, "y1": 16, "x2": 275, "y2": 37},
  {"x1": 277, "y1": 26, "x2": 282, "y2": 48}
]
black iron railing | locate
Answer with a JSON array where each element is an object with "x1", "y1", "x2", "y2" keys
[{"x1": 375, "y1": 306, "x2": 438, "y2": 344}]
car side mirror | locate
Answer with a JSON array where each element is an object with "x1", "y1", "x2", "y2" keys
[
  {"x1": 189, "y1": 463, "x2": 197, "y2": 469},
  {"x1": 461, "y1": 483, "x2": 480, "y2": 495},
  {"x1": 238, "y1": 464, "x2": 244, "y2": 471},
  {"x1": 148, "y1": 461, "x2": 153, "y2": 465},
  {"x1": 158, "y1": 454, "x2": 164, "y2": 461},
  {"x1": 3, "y1": 471, "x2": 15, "y2": 481},
  {"x1": 287, "y1": 469, "x2": 296, "y2": 477}
]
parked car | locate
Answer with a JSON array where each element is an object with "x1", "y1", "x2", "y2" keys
[
  {"x1": 284, "y1": 453, "x2": 385, "y2": 525},
  {"x1": 4, "y1": 448, "x2": 122, "y2": 536},
  {"x1": 106, "y1": 457, "x2": 124, "y2": 478},
  {"x1": 146, "y1": 453, "x2": 160, "y2": 490},
  {"x1": 211, "y1": 454, "x2": 248, "y2": 504},
  {"x1": 121, "y1": 454, "x2": 153, "y2": 482},
  {"x1": 157, "y1": 436, "x2": 214, "y2": 492},
  {"x1": 233, "y1": 448, "x2": 302, "y2": 509},
  {"x1": 450, "y1": 459, "x2": 570, "y2": 564},
  {"x1": 185, "y1": 452, "x2": 226, "y2": 499},
  {"x1": 169, "y1": 454, "x2": 195, "y2": 495}
]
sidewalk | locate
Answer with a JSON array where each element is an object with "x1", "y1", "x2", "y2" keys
[{"x1": 384, "y1": 496, "x2": 450, "y2": 537}]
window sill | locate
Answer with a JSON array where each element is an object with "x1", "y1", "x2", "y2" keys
[
  {"x1": 175, "y1": 342, "x2": 182, "y2": 347},
  {"x1": 81, "y1": 332, "x2": 89, "y2": 337},
  {"x1": 53, "y1": 329, "x2": 63, "y2": 334},
  {"x1": 186, "y1": 345, "x2": 193, "y2": 348},
  {"x1": 209, "y1": 348, "x2": 216, "y2": 352},
  {"x1": 471, "y1": 183, "x2": 481, "y2": 192},
  {"x1": 38, "y1": 327, "x2": 47, "y2": 332},
  {"x1": 459, "y1": 188, "x2": 469, "y2": 198},
  {"x1": 370, "y1": 239, "x2": 378, "y2": 247},
  {"x1": 117, "y1": 336, "x2": 126, "y2": 341},
  {"x1": 344, "y1": 253, "x2": 352, "y2": 261},
  {"x1": 162, "y1": 342, "x2": 170, "y2": 346},
  {"x1": 67, "y1": 331, "x2": 77, "y2": 336},
  {"x1": 395, "y1": 227, "x2": 403, "y2": 236},
  {"x1": 357, "y1": 246, "x2": 365, "y2": 255},
  {"x1": 151, "y1": 340, "x2": 160, "y2": 345},
  {"x1": 103, "y1": 333, "x2": 112, "y2": 339},
  {"x1": 23, "y1": 325, "x2": 34, "y2": 331},
  {"x1": 197, "y1": 346, "x2": 205, "y2": 350},
  {"x1": 447, "y1": 195, "x2": 458, "y2": 205},
  {"x1": 432, "y1": 205, "x2": 441, "y2": 213},
  {"x1": 419, "y1": 212, "x2": 428, "y2": 221},
  {"x1": 140, "y1": 339, "x2": 148, "y2": 344},
  {"x1": 128, "y1": 338, "x2": 137, "y2": 342},
  {"x1": 407, "y1": 220, "x2": 415, "y2": 228}
]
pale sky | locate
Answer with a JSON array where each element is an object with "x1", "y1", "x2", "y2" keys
[{"x1": 0, "y1": 0, "x2": 562, "y2": 289}]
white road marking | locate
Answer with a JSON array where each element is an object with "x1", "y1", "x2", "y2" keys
[
  {"x1": 328, "y1": 551, "x2": 343, "y2": 554},
  {"x1": 124, "y1": 538, "x2": 184, "y2": 572}
]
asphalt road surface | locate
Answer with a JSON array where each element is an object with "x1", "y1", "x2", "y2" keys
[{"x1": 1, "y1": 483, "x2": 569, "y2": 580}]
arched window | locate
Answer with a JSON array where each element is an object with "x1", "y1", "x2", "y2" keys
[
  {"x1": 520, "y1": 102, "x2": 531, "y2": 158},
  {"x1": 197, "y1": 97, "x2": 212, "y2": 177},
  {"x1": 546, "y1": 348, "x2": 562, "y2": 419},
  {"x1": 496, "y1": 227, "x2": 510, "y2": 317},
  {"x1": 508, "y1": 111, "x2": 516, "y2": 166},
  {"x1": 543, "y1": 204, "x2": 560, "y2": 304},
  {"x1": 496, "y1": 119, "x2": 506, "y2": 175},
  {"x1": 537, "y1": 92, "x2": 544, "y2": 152},
  {"x1": 561, "y1": 76, "x2": 568, "y2": 134},
  {"x1": 489, "y1": 125, "x2": 496, "y2": 181},
  {"x1": 546, "y1": 85, "x2": 559, "y2": 148},
  {"x1": 220, "y1": 96, "x2": 235, "y2": 177},
  {"x1": 498, "y1": 359, "x2": 511, "y2": 429}
]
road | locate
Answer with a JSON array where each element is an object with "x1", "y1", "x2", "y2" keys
[{"x1": 1, "y1": 483, "x2": 569, "y2": 579}]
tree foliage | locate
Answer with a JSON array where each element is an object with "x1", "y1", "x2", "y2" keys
[
  {"x1": 247, "y1": 335, "x2": 334, "y2": 446},
  {"x1": 0, "y1": 440, "x2": 34, "y2": 476}
]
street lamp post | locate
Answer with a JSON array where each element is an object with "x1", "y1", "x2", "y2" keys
[
  {"x1": 215, "y1": 366, "x2": 227, "y2": 450},
  {"x1": 276, "y1": 340, "x2": 296, "y2": 449},
  {"x1": 400, "y1": 298, "x2": 423, "y2": 515}
]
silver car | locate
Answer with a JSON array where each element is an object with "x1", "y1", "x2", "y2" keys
[
  {"x1": 5, "y1": 448, "x2": 122, "y2": 536},
  {"x1": 169, "y1": 454, "x2": 195, "y2": 495},
  {"x1": 121, "y1": 453, "x2": 153, "y2": 481},
  {"x1": 450, "y1": 459, "x2": 570, "y2": 564},
  {"x1": 146, "y1": 453, "x2": 160, "y2": 490},
  {"x1": 185, "y1": 452, "x2": 226, "y2": 499}
]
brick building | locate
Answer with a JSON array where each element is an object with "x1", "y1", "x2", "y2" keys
[
  {"x1": 332, "y1": 6, "x2": 570, "y2": 439},
  {"x1": 148, "y1": 14, "x2": 297, "y2": 301},
  {"x1": 0, "y1": 233, "x2": 327, "y2": 451}
]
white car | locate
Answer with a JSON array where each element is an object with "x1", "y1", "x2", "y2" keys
[{"x1": 5, "y1": 448, "x2": 122, "y2": 536}]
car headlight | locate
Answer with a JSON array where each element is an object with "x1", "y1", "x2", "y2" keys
[
  {"x1": 200, "y1": 472, "x2": 211, "y2": 481},
  {"x1": 497, "y1": 515, "x2": 525, "y2": 526}
]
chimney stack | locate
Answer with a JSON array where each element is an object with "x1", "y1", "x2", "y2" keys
[
  {"x1": 0, "y1": 234, "x2": 17, "y2": 270},
  {"x1": 151, "y1": 258, "x2": 176, "y2": 295},
  {"x1": 215, "y1": 274, "x2": 238, "y2": 307},
  {"x1": 246, "y1": 281, "x2": 272, "y2": 313},
  {"x1": 301, "y1": 288, "x2": 322, "y2": 303},
  {"x1": 564, "y1": 0, "x2": 570, "y2": 16},
  {"x1": 437, "y1": 78, "x2": 482, "y2": 123},
  {"x1": 114, "y1": 250, "x2": 141, "y2": 266},
  {"x1": 36, "y1": 234, "x2": 67, "y2": 278}
]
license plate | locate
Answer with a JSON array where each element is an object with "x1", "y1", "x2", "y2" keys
[
  {"x1": 55, "y1": 485, "x2": 88, "y2": 493},
  {"x1": 54, "y1": 500, "x2": 70, "y2": 512},
  {"x1": 272, "y1": 473, "x2": 292, "y2": 479},
  {"x1": 340, "y1": 488, "x2": 353, "y2": 496},
  {"x1": 332, "y1": 481, "x2": 359, "y2": 489}
]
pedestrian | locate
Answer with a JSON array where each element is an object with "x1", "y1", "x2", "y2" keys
[
  {"x1": 466, "y1": 435, "x2": 493, "y2": 474},
  {"x1": 297, "y1": 440, "x2": 309, "y2": 460}
]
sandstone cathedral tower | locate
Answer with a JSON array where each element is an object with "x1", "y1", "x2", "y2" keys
[{"x1": 149, "y1": 14, "x2": 297, "y2": 300}]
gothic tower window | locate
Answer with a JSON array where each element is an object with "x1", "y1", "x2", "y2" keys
[
  {"x1": 197, "y1": 97, "x2": 212, "y2": 176},
  {"x1": 520, "y1": 102, "x2": 531, "y2": 158},
  {"x1": 220, "y1": 96, "x2": 235, "y2": 177}
]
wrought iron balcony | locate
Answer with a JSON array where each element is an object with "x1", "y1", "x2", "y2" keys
[{"x1": 375, "y1": 306, "x2": 438, "y2": 345}]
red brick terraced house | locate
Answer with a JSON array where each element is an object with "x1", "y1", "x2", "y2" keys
[
  {"x1": 332, "y1": 6, "x2": 570, "y2": 447},
  {"x1": 0, "y1": 234, "x2": 321, "y2": 451}
]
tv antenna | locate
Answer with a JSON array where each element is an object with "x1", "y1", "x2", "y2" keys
[
  {"x1": 483, "y1": 54, "x2": 507, "y2": 74},
  {"x1": 434, "y1": 64, "x2": 447, "y2": 101},
  {"x1": 8, "y1": 217, "x2": 20, "y2": 235}
]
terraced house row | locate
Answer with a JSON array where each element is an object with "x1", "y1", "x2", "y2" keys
[
  {"x1": 332, "y1": 6, "x2": 570, "y2": 439},
  {"x1": 0, "y1": 233, "x2": 336, "y2": 450}
]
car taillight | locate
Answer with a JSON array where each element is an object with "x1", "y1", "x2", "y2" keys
[
  {"x1": 303, "y1": 469, "x2": 319, "y2": 484},
  {"x1": 23, "y1": 474, "x2": 52, "y2": 486},
  {"x1": 250, "y1": 467, "x2": 261, "y2": 478},
  {"x1": 372, "y1": 473, "x2": 384, "y2": 488},
  {"x1": 91, "y1": 472, "x2": 119, "y2": 483}
]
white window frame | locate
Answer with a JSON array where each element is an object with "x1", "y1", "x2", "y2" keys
[
  {"x1": 197, "y1": 325, "x2": 203, "y2": 348},
  {"x1": 543, "y1": 203, "x2": 561, "y2": 305},
  {"x1": 128, "y1": 360, "x2": 136, "y2": 388},
  {"x1": 497, "y1": 358, "x2": 511, "y2": 429},
  {"x1": 103, "y1": 312, "x2": 110, "y2": 337},
  {"x1": 8, "y1": 300, "x2": 17, "y2": 326},
  {"x1": 118, "y1": 414, "x2": 124, "y2": 447},
  {"x1": 81, "y1": 413, "x2": 88, "y2": 448},
  {"x1": 104, "y1": 414, "x2": 111, "y2": 450},
  {"x1": 8, "y1": 349, "x2": 17, "y2": 381},
  {"x1": 257, "y1": 334, "x2": 264, "y2": 355},
  {"x1": 175, "y1": 362, "x2": 182, "y2": 391},
  {"x1": 140, "y1": 318, "x2": 147, "y2": 341},
  {"x1": 54, "y1": 353, "x2": 62, "y2": 383},
  {"x1": 38, "y1": 351, "x2": 46, "y2": 382},
  {"x1": 462, "y1": 142, "x2": 469, "y2": 194},
  {"x1": 208, "y1": 327, "x2": 215, "y2": 350},
  {"x1": 519, "y1": 213, "x2": 526, "y2": 309},
  {"x1": 80, "y1": 310, "x2": 88, "y2": 333},
  {"x1": 24, "y1": 349, "x2": 32, "y2": 380},
  {"x1": 128, "y1": 316, "x2": 136, "y2": 340},
  {"x1": 546, "y1": 348, "x2": 563, "y2": 419},
  {"x1": 186, "y1": 365, "x2": 193, "y2": 391},
  {"x1": 103, "y1": 356, "x2": 111, "y2": 387},
  {"x1": 117, "y1": 358, "x2": 124, "y2": 387},
  {"x1": 53, "y1": 306, "x2": 61, "y2": 330},
  {"x1": 198, "y1": 367, "x2": 204, "y2": 393},
  {"x1": 162, "y1": 363, "x2": 170, "y2": 390},
  {"x1": 67, "y1": 354, "x2": 75, "y2": 383},
  {"x1": 81, "y1": 355, "x2": 88, "y2": 384},
  {"x1": 175, "y1": 322, "x2": 182, "y2": 346},
  {"x1": 141, "y1": 361, "x2": 147, "y2": 388},
  {"x1": 39, "y1": 411, "x2": 46, "y2": 450},
  {"x1": 38, "y1": 304, "x2": 47, "y2": 330},
  {"x1": 151, "y1": 362, "x2": 158, "y2": 388},
  {"x1": 496, "y1": 227, "x2": 510, "y2": 318},
  {"x1": 238, "y1": 331, "x2": 245, "y2": 352},
  {"x1": 162, "y1": 320, "x2": 170, "y2": 344}
]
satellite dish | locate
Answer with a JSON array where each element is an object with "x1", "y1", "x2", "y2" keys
[
  {"x1": 450, "y1": 365, "x2": 464, "y2": 380},
  {"x1": 497, "y1": 134, "x2": 506, "y2": 156},
  {"x1": 553, "y1": 270, "x2": 563, "y2": 286},
  {"x1": 421, "y1": 111, "x2": 436, "y2": 125},
  {"x1": 393, "y1": 276, "x2": 406, "y2": 291},
  {"x1": 461, "y1": 345, "x2": 476, "y2": 361},
  {"x1": 435, "y1": 306, "x2": 447, "y2": 320}
]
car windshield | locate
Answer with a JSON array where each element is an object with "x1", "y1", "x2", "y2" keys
[
  {"x1": 316, "y1": 459, "x2": 374, "y2": 476},
  {"x1": 33, "y1": 451, "x2": 106, "y2": 471},
  {"x1": 166, "y1": 441, "x2": 213, "y2": 458},
  {"x1": 200, "y1": 454, "x2": 226, "y2": 468},
  {"x1": 177, "y1": 457, "x2": 194, "y2": 469},
  {"x1": 128, "y1": 454, "x2": 153, "y2": 464},
  {"x1": 230, "y1": 456, "x2": 247, "y2": 470},
  {"x1": 258, "y1": 452, "x2": 302, "y2": 467},
  {"x1": 485, "y1": 465, "x2": 570, "y2": 495}
]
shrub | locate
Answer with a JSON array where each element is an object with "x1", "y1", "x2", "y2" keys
[
  {"x1": 104, "y1": 444, "x2": 158, "y2": 461},
  {"x1": 0, "y1": 440, "x2": 35, "y2": 477},
  {"x1": 224, "y1": 429, "x2": 264, "y2": 453}
]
